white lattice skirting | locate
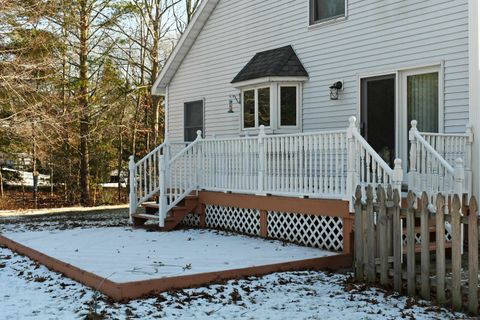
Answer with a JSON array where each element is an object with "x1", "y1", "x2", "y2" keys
[
  {"x1": 267, "y1": 211, "x2": 343, "y2": 251},
  {"x1": 205, "y1": 205, "x2": 260, "y2": 236},
  {"x1": 180, "y1": 213, "x2": 200, "y2": 227},
  {"x1": 181, "y1": 205, "x2": 344, "y2": 252}
]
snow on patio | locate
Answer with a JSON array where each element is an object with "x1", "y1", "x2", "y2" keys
[
  {"x1": 0, "y1": 210, "x2": 468, "y2": 319},
  {"x1": 2, "y1": 228, "x2": 336, "y2": 282},
  {"x1": 0, "y1": 244, "x2": 464, "y2": 319}
]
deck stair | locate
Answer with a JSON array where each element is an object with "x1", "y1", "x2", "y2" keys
[
  {"x1": 132, "y1": 194, "x2": 199, "y2": 231},
  {"x1": 401, "y1": 222, "x2": 453, "y2": 254},
  {"x1": 399, "y1": 195, "x2": 472, "y2": 254}
]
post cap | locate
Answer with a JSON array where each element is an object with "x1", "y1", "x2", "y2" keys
[
  {"x1": 394, "y1": 158, "x2": 402, "y2": 167},
  {"x1": 259, "y1": 125, "x2": 266, "y2": 135},
  {"x1": 455, "y1": 158, "x2": 464, "y2": 166},
  {"x1": 196, "y1": 130, "x2": 202, "y2": 139},
  {"x1": 348, "y1": 116, "x2": 357, "y2": 127},
  {"x1": 410, "y1": 120, "x2": 418, "y2": 129}
]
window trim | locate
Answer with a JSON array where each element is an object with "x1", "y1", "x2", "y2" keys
[
  {"x1": 239, "y1": 82, "x2": 303, "y2": 133},
  {"x1": 183, "y1": 99, "x2": 205, "y2": 141},
  {"x1": 241, "y1": 84, "x2": 273, "y2": 131},
  {"x1": 278, "y1": 83, "x2": 301, "y2": 130},
  {"x1": 309, "y1": 0, "x2": 348, "y2": 27}
]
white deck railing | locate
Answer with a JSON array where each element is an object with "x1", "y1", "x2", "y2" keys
[
  {"x1": 418, "y1": 124, "x2": 473, "y2": 197},
  {"x1": 140, "y1": 117, "x2": 404, "y2": 225},
  {"x1": 130, "y1": 118, "x2": 475, "y2": 227},
  {"x1": 409, "y1": 120, "x2": 467, "y2": 200},
  {"x1": 157, "y1": 133, "x2": 203, "y2": 227},
  {"x1": 347, "y1": 117, "x2": 403, "y2": 202},
  {"x1": 200, "y1": 129, "x2": 349, "y2": 199},
  {"x1": 128, "y1": 141, "x2": 187, "y2": 220},
  {"x1": 201, "y1": 135, "x2": 259, "y2": 194}
]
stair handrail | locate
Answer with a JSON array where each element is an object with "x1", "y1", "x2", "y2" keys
[
  {"x1": 135, "y1": 141, "x2": 169, "y2": 168},
  {"x1": 418, "y1": 125, "x2": 473, "y2": 198},
  {"x1": 129, "y1": 141, "x2": 170, "y2": 222},
  {"x1": 346, "y1": 116, "x2": 403, "y2": 211},
  {"x1": 158, "y1": 131, "x2": 203, "y2": 227},
  {"x1": 409, "y1": 120, "x2": 465, "y2": 198}
]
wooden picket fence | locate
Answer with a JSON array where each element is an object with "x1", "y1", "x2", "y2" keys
[{"x1": 354, "y1": 185, "x2": 479, "y2": 315}]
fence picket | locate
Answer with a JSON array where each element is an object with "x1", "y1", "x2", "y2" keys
[
  {"x1": 392, "y1": 188, "x2": 402, "y2": 292},
  {"x1": 366, "y1": 186, "x2": 376, "y2": 282},
  {"x1": 406, "y1": 191, "x2": 416, "y2": 297},
  {"x1": 435, "y1": 194, "x2": 446, "y2": 305},
  {"x1": 468, "y1": 197, "x2": 478, "y2": 314},
  {"x1": 378, "y1": 187, "x2": 388, "y2": 285},
  {"x1": 451, "y1": 195, "x2": 462, "y2": 310},
  {"x1": 420, "y1": 192, "x2": 431, "y2": 300},
  {"x1": 354, "y1": 186, "x2": 364, "y2": 281}
]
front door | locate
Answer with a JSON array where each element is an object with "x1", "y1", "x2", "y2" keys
[
  {"x1": 184, "y1": 100, "x2": 204, "y2": 142},
  {"x1": 361, "y1": 74, "x2": 396, "y2": 168}
]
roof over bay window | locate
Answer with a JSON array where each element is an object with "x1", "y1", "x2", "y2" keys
[{"x1": 231, "y1": 45, "x2": 309, "y2": 87}]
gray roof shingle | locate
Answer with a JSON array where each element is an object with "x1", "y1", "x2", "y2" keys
[{"x1": 231, "y1": 45, "x2": 308, "y2": 84}]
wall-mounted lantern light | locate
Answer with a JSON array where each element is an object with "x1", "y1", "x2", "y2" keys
[
  {"x1": 329, "y1": 81, "x2": 343, "y2": 100},
  {"x1": 228, "y1": 94, "x2": 241, "y2": 113}
]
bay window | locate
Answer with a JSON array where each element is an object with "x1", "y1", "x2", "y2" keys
[{"x1": 241, "y1": 83, "x2": 301, "y2": 132}]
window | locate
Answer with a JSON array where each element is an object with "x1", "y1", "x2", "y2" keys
[
  {"x1": 241, "y1": 83, "x2": 302, "y2": 132},
  {"x1": 184, "y1": 100, "x2": 204, "y2": 141},
  {"x1": 280, "y1": 86, "x2": 298, "y2": 127},
  {"x1": 310, "y1": 0, "x2": 346, "y2": 25},
  {"x1": 406, "y1": 72, "x2": 439, "y2": 133},
  {"x1": 258, "y1": 88, "x2": 270, "y2": 126},
  {"x1": 242, "y1": 87, "x2": 271, "y2": 129},
  {"x1": 243, "y1": 90, "x2": 255, "y2": 128}
]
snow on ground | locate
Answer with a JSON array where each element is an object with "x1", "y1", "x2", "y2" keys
[
  {"x1": 0, "y1": 204, "x2": 129, "y2": 218},
  {"x1": 2, "y1": 167, "x2": 51, "y2": 187},
  {"x1": 3, "y1": 228, "x2": 336, "y2": 282},
  {"x1": 0, "y1": 209, "x2": 469, "y2": 319},
  {"x1": 0, "y1": 208, "x2": 129, "y2": 233}
]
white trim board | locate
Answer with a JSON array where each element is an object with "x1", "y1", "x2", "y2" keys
[
  {"x1": 152, "y1": 0, "x2": 220, "y2": 96},
  {"x1": 468, "y1": 0, "x2": 480, "y2": 200}
]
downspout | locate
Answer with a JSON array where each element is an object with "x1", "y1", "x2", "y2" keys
[{"x1": 469, "y1": 0, "x2": 480, "y2": 201}]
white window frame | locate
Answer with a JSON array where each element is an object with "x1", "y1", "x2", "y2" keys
[
  {"x1": 398, "y1": 65, "x2": 443, "y2": 170},
  {"x1": 241, "y1": 84, "x2": 273, "y2": 131},
  {"x1": 309, "y1": 0, "x2": 348, "y2": 27},
  {"x1": 278, "y1": 83, "x2": 301, "y2": 131},
  {"x1": 239, "y1": 81, "x2": 303, "y2": 133}
]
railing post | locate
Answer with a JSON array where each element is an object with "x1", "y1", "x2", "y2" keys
[
  {"x1": 346, "y1": 116, "x2": 357, "y2": 211},
  {"x1": 195, "y1": 130, "x2": 203, "y2": 189},
  {"x1": 257, "y1": 125, "x2": 266, "y2": 196},
  {"x1": 409, "y1": 120, "x2": 418, "y2": 194},
  {"x1": 158, "y1": 154, "x2": 167, "y2": 227},
  {"x1": 454, "y1": 158, "x2": 465, "y2": 199},
  {"x1": 128, "y1": 155, "x2": 136, "y2": 224},
  {"x1": 465, "y1": 124, "x2": 474, "y2": 198},
  {"x1": 393, "y1": 159, "x2": 403, "y2": 197}
]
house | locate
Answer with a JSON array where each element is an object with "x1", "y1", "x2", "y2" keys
[{"x1": 129, "y1": 0, "x2": 480, "y2": 254}]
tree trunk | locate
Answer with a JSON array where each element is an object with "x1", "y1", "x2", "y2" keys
[
  {"x1": 0, "y1": 166, "x2": 3, "y2": 198},
  {"x1": 151, "y1": 1, "x2": 162, "y2": 146},
  {"x1": 79, "y1": 0, "x2": 91, "y2": 206}
]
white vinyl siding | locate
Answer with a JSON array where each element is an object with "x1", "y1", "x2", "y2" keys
[{"x1": 166, "y1": 0, "x2": 469, "y2": 141}]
